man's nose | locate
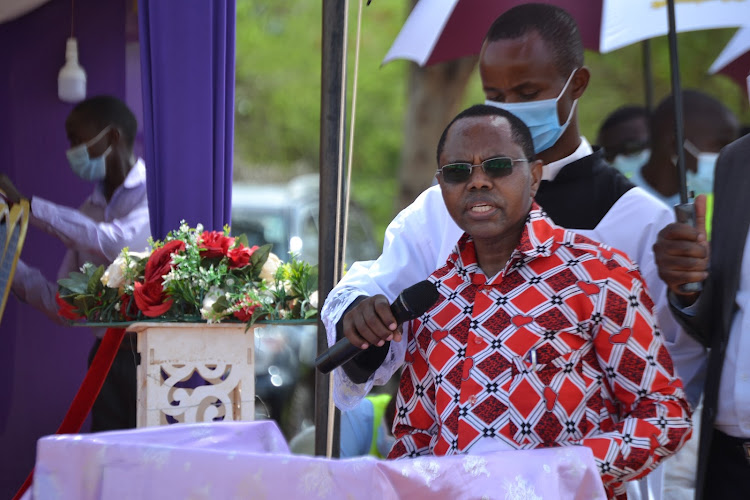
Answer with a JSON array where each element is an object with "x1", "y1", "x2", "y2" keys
[{"x1": 466, "y1": 165, "x2": 493, "y2": 189}]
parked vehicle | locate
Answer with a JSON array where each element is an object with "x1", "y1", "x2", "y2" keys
[
  {"x1": 231, "y1": 175, "x2": 379, "y2": 438},
  {"x1": 231, "y1": 174, "x2": 379, "y2": 267}
]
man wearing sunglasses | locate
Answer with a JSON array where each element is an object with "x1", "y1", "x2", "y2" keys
[
  {"x1": 322, "y1": 1, "x2": 701, "y2": 470},
  {"x1": 387, "y1": 103, "x2": 691, "y2": 499}
]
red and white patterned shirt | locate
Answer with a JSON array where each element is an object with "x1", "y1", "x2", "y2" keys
[{"x1": 388, "y1": 204, "x2": 692, "y2": 499}]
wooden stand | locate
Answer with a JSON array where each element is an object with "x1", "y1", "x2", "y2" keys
[{"x1": 129, "y1": 322, "x2": 255, "y2": 427}]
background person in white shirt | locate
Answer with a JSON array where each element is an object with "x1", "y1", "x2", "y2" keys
[
  {"x1": 596, "y1": 104, "x2": 650, "y2": 179},
  {"x1": 633, "y1": 90, "x2": 738, "y2": 210},
  {"x1": 0, "y1": 95, "x2": 150, "y2": 431}
]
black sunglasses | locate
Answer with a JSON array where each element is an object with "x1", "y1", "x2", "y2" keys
[{"x1": 436, "y1": 157, "x2": 526, "y2": 184}]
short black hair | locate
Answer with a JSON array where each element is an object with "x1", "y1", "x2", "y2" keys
[
  {"x1": 69, "y1": 95, "x2": 138, "y2": 149},
  {"x1": 436, "y1": 105, "x2": 535, "y2": 165},
  {"x1": 651, "y1": 90, "x2": 734, "y2": 143},
  {"x1": 484, "y1": 3, "x2": 583, "y2": 77},
  {"x1": 598, "y1": 105, "x2": 650, "y2": 137}
]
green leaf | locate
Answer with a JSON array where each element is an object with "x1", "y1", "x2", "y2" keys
[
  {"x1": 212, "y1": 296, "x2": 231, "y2": 313},
  {"x1": 87, "y1": 266, "x2": 106, "y2": 295},
  {"x1": 250, "y1": 243, "x2": 271, "y2": 270},
  {"x1": 234, "y1": 232, "x2": 249, "y2": 248},
  {"x1": 57, "y1": 270, "x2": 92, "y2": 293}
]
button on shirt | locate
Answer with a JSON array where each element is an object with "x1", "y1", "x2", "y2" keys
[
  {"x1": 389, "y1": 205, "x2": 692, "y2": 500},
  {"x1": 12, "y1": 159, "x2": 151, "y2": 331}
]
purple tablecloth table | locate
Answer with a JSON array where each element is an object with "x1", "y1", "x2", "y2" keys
[{"x1": 32, "y1": 421, "x2": 607, "y2": 499}]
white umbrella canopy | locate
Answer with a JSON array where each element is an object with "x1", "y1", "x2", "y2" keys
[
  {"x1": 0, "y1": 0, "x2": 51, "y2": 25},
  {"x1": 709, "y1": 26, "x2": 750, "y2": 95},
  {"x1": 383, "y1": 0, "x2": 750, "y2": 66}
]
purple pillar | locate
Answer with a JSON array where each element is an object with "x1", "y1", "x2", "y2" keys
[{"x1": 138, "y1": 0, "x2": 236, "y2": 238}]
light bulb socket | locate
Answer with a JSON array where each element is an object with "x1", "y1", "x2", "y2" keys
[{"x1": 58, "y1": 37, "x2": 86, "y2": 103}]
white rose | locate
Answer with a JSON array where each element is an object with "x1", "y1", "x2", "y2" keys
[
  {"x1": 200, "y1": 286, "x2": 225, "y2": 320},
  {"x1": 309, "y1": 290, "x2": 318, "y2": 309},
  {"x1": 101, "y1": 255, "x2": 128, "y2": 289},
  {"x1": 259, "y1": 252, "x2": 283, "y2": 283},
  {"x1": 128, "y1": 250, "x2": 150, "y2": 261}
]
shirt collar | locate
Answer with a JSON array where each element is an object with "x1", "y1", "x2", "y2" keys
[
  {"x1": 91, "y1": 158, "x2": 146, "y2": 206},
  {"x1": 450, "y1": 202, "x2": 564, "y2": 282},
  {"x1": 123, "y1": 158, "x2": 147, "y2": 189},
  {"x1": 541, "y1": 137, "x2": 593, "y2": 181}
]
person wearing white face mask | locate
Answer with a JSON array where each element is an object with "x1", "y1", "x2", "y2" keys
[
  {"x1": 66, "y1": 124, "x2": 113, "y2": 182},
  {"x1": 0, "y1": 95, "x2": 150, "y2": 432},
  {"x1": 596, "y1": 105, "x2": 651, "y2": 179},
  {"x1": 635, "y1": 90, "x2": 738, "y2": 237}
]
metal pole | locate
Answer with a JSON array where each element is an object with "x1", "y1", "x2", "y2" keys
[
  {"x1": 666, "y1": 0, "x2": 689, "y2": 204},
  {"x1": 316, "y1": 0, "x2": 348, "y2": 458},
  {"x1": 641, "y1": 40, "x2": 654, "y2": 113}
]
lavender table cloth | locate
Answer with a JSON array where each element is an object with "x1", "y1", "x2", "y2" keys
[{"x1": 32, "y1": 421, "x2": 606, "y2": 499}]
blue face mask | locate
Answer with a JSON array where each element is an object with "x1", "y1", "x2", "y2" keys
[
  {"x1": 684, "y1": 140, "x2": 718, "y2": 195},
  {"x1": 611, "y1": 149, "x2": 650, "y2": 179},
  {"x1": 66, "y1": 125, "x2": 111, "y2": 182},
  {"x1": 485, "y1": 69, "x2": 578, "y2": 154}
]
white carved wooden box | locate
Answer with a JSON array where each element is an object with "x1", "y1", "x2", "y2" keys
[{"x1": 129, "y1": 322, "x2": 255, "y2": 427}]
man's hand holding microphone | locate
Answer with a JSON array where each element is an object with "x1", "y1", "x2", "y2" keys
[{"x1": 316, "y1": 280, "x2": 439, "y2": 375}]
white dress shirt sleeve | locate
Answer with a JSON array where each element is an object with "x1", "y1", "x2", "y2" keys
[
  {"x1": 321, "y1": 186, "x2": 462, "y2": 410},
  {"x1": 30, "y1": 196, "x2": 150, "y2": 263},
  {"x1": 11, "y1": 251, "x2": 78, "y2": 324}
]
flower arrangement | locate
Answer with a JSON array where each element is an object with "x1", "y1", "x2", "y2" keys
[{"x1": 56, "y1": 222, "x2": 318, "y2": 325}]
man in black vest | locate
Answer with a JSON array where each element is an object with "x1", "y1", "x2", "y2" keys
[{"x1": 654, "y1": 133, "x2": 750, "y2": 499}]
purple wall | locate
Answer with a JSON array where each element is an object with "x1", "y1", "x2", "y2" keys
[{"x1": 0, "y1": 0, "x2": 127, "y2": 495}]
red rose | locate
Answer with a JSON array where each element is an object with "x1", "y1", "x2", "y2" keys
[
  {"x1": 55, "y1": 292, "x2": 82, "y2": 320},
  {"x1": 145, "y1": 240, "x2": 186, "y2": 282},
  {"x1": 233, "y1": 302, "x2": 260, "y2": 322},
  {"x1": 200, "y1": 231, "x2": 235, "y2": 259},
  {"x1": 227, "y1": 244, "x2": 259, "y2": 269},
  {"x1": 133, "y1": 280, "x2": 174, "y2": 317}
]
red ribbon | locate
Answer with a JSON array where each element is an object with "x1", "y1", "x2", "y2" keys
[{"x1": 13, "y1": 327, "x2": 127, "y2": 500}]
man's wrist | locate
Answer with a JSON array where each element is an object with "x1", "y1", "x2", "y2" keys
[
  {"x1": 336, "y1": 295, "x2": 389, "y2": 384},
  {"x1": 670, "y1": 289, "x2": 699, "y2": 308}
]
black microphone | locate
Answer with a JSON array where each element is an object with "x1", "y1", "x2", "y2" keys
[{"x1": 315, "y1": 280, "x2": 440, "y2": 374}]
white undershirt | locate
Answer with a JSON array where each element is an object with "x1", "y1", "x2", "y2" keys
[
  {"x1": 541, "y1": 138, "x2": 593, "y2": 181},
  {"x1": 715, "y1": 230, "x2": 750, "y2": 438}
]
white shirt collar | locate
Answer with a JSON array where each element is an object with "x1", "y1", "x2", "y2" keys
[
  {"x1": 541, "y1": 138, "x2": 593, "y2": 181},
  {"x1": 123, "y1": 158, "x2": 147, "y2": 189}
]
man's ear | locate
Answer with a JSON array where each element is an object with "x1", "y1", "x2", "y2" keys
[
  {"x1": 570, "y1": 66, "x2": 590, "y2": 100},
  {"x1": 108, "y1": 127, "x2": 121, "y2": 146},
  {"x1": 529, "y1": 159, "x2": 544, "y2": 197}
]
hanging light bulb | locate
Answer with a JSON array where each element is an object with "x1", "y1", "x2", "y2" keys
[{"x1": 58, "y1": 37, "x2": 87, "y2": 103}]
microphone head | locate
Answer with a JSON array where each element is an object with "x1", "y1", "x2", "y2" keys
[{"x1": 400, "y1": 280, "x2": 440, "y2": 320}]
